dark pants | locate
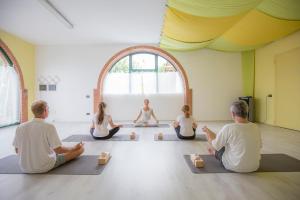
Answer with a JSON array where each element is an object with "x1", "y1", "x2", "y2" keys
[
  {"x1": 90, "y1": 127, "x2": 120, "y2": 140},
  {"x1": 175, "y1": 126, "x2": 196, "y2": 140},
  {"x1": 215, "y1": 146, "x2": 225, "y2": 167}
]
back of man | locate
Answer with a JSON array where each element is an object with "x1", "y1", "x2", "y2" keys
[
  {"x1": 213, "y1": 122, "x2": 261, "y2": 172},
  {"x1": 13, "y1": 118, "x2": 62, "y2": 173}
]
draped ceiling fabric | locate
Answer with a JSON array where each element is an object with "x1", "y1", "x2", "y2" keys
[{"x1": 160, "y1": 0, "x2": 300, "y2": 51}]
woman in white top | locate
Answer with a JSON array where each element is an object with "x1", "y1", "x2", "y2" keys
[
  {"x1": 90, "y1": 102, "x2": 122, "y2": 140},
  {"x1": 173, "y1": 105, "x2": 197, "y2": 140},
  {"x1": 133, "y1": 99, "x2": 159, "y2": 126}
]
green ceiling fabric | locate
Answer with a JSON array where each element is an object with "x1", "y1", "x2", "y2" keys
[
  {"x1": 160, "y1": 35, "x2": 213, "y2": 51},
  {"x1": 257, "y1": 0, "x2": 300, "y2": 20},
  {"x1": 160, "y1": 0, "x2": 300, "y2": 51}
]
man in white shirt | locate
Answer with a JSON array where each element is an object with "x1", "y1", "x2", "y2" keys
[
  {"x1": 13, "y1": 100, "x2": 84, "y2": 173},
  {"x1": 202, "y1": 100, "x2": 262, "y2": 173}
]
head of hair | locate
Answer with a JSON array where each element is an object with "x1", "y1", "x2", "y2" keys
[
  {"x1": 144, "y1": 99, "x2": 149, "y2": 105},
  {"x1": 31, "y1": 100, "x2": 48, "y2": 118},
  {"x1": 97, "y1": 102, "x2": 106, "y2": 124},
  {"x1": 182, "y1": 105, "x2": 190, "y2": 118},
  {"x1": 230, "y1": 100, "x2": 248, "y2": 119}
]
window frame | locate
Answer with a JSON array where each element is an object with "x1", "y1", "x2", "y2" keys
[{"x1": 106, "y1": 52, "x2": 179, "y2": 94}]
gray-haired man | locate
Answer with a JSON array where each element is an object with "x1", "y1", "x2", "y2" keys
[{"x1": 203, "y1": 100, "x2": 262, "y2": 172}]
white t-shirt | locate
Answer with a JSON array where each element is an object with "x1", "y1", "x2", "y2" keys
[
  {"x1": 212, "y1": 122, "x2": 262, "y2": 172},
  {"x1": 12, "y1": 118, "x2": 62, "y2": 173},
  {"x1": 140, "y1": 108, "x2": 153, "y2": 123},
  {"x1": 92, "y1": 114, "x2": 111, "y2": 137},
  {"x1": 176, "y1": 115, "x2": 195, "y2": 137}
]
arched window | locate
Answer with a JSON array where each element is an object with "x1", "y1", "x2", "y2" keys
[
  {"x1": 0, "y1": 47, "x2": 20, "y2": 127},
  {"x1": 103, "y1": 53, "x2": 183, "y2": 95},
  {"x1": 94, "y1": 45, "x2": 192, "y2": 120}
]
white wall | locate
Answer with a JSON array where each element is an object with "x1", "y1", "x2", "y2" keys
[
  {"x1": 103, "y1": 94, "x2": 184, "y2": 121},
  {"x1": 36, "y1": 45, "x2": 242, "y2": 122},
  {"x1": 169, "y1": 49, "x2": 243, "y2": 121},
  {"x1": 36, "y1": 44, "x2": 132, "y2": 122}
]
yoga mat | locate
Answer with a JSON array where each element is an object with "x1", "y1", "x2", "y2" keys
[
  {"x1": 62, "y1": 134, "x2": 139, "y2": 142},
  {"x1": 122, "y1": 124, "x2": 170, "y2": 128},
  {"x1": 0, "y1": 155, "x2": 107, "y2": 175},
  {"x1": 184, "y1": 154, "x2": 300, "y2": 174},
  {"x1": 154, "y1": 134, "x2": 207, "y2": 141}
]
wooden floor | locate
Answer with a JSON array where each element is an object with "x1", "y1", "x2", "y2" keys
[{"x1": 0, "y1": 121, "x2": 299, "y2": 200}]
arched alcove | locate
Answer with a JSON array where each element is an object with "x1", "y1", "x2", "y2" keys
[
  {"x1": 0, "y1": 39, "x2": 28, "y2": 123},
  {"x1": 93, "y1": 45, "x2": 192, "y2": 117}
]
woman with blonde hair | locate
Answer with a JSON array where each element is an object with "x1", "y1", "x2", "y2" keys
[
  {"x1": 90, "y1": 102, "x2": 122, "y2": 140},
  {"x1": 173, "y1": 105, "x2": 197, "y2": 140}
]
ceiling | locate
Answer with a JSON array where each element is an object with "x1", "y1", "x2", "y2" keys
[
  {"x1": 160, "y1": 0, "x2": 300, "y2": 51},
  {"x1": 0, "y1": 0, "x2": 166, "y2": 45}
]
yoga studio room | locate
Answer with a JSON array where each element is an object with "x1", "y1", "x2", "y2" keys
[{"x1": 1, "y1": 0, "x2": 300, "y2": 200}]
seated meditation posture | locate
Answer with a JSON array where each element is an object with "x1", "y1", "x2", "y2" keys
[
  {"x1": 173, "y1": 105, "x2": 197, "y2": 140},
  {"x1": 90, "y1": 102, "x2": 122, "y2": 140},
  {"x1": 202, "y1": 100, "x2": 262, "y2": 173},
  {"x1": 13, "y1": 100, "x2": 84, "y2": 173},
  {"x1": 133, "y1": 99, "x2": 159, "y2": 126}
]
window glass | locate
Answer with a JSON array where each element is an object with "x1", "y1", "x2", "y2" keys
[
  {"x1": 0, "y1": 50, "x2": 20, "y2": 127},
  {"x1": 132, "y1": 53, "x2": 155, "y2": 70},
  {"x1": 103, "y1": 53, "x2": 183, "y2": 95}
]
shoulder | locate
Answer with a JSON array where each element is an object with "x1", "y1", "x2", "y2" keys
[
  {"x1": 219, "y1": 123, "x2": 235, "y2": 133},
  {"x1": 42, "y1": 121, "x2": 57, "y2": 132},
  {"x1": 17, "y1": 121, "x2": 31, "y2": 129},
  {"x1": 247, "y1": 122, "x2": 260, "y2": 131}
]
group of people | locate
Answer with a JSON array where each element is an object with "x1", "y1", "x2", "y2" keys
[
  {"x1": 13, "y1": 99, "x2": 261, "y2": 174},
  {"x1": 89, "y1": 98, "x2": 197, "y2": 140}
]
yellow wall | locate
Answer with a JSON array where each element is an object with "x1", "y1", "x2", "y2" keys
[
  {"x1": 0, "y1": 30, "x2": 36, "y2": 119},
  {"x1": 255, "y1": 30, "x2": 300, "y2": 130}
]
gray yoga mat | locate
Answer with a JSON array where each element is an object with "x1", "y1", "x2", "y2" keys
[
  {"x1": 122, "y1": 124, "x2": 170, "y2": 128},
  {"x1": 154, "y1": 134, "x2": 207, "y2": 141},
  {"x1": 62, "y1": 134, "x2": 139, "y2": 142},
  {"x1": 0, "y1": 155, "x2": 107, "y2": 175},
  {"x1": 184, "y1": 154, "x2": 300, "y2": 173}
]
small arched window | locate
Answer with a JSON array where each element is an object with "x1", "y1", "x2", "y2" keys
[
  {"x1": 0, "y1": 47, "x2": 20, "y2": 127},
  {"x1": 103, "y1": 53, "x2": 183, "y2": 95}
]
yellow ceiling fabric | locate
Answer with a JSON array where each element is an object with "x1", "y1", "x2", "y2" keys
[
  {"x1": 208, "y1": 37, "x2": 264, "y2": 52},
  {"x1": 160, "y1": 0, "x2": 300, "y2": 51},
  {"x1": 163, "y1": 7, "x2": 246, "y2": 42},
  {"x1": 214, "y1": 9, "x2": 300, "y2": 46},
  {"x1": 168, "y1": 0, "x2": 263, "y2": 17}
]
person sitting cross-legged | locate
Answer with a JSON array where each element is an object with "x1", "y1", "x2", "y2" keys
[
  {"x1": 202, "y1": 100, "x2": 262, "y2": 173},
  {"x1": 173, "y1": 105, "x2": 197, "y2": 140},
  {"x1": 90, "y1": 102, "x2": 122, "y2": 140},
  {"x1": 13, "y1": 100, "x2": 84, "y2": 173}
]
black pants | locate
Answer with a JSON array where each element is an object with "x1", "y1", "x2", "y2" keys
[
  {"x1": 90, "y1": 127, "x2": 120, "y2": 140},
  {"x1": 175, "y1": 126, "x2": 196, "y2": 140},
  {"x1": 215, "y1": 146, "x2": 225, "y2": 167}
]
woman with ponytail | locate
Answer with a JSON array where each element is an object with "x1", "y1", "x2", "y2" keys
[
  {"x1": 173, "y1": 105, "x2": 197, "y2": 140},
  {"x1": 90, "y1": 102, "x2": 122, "y2": 140}
]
